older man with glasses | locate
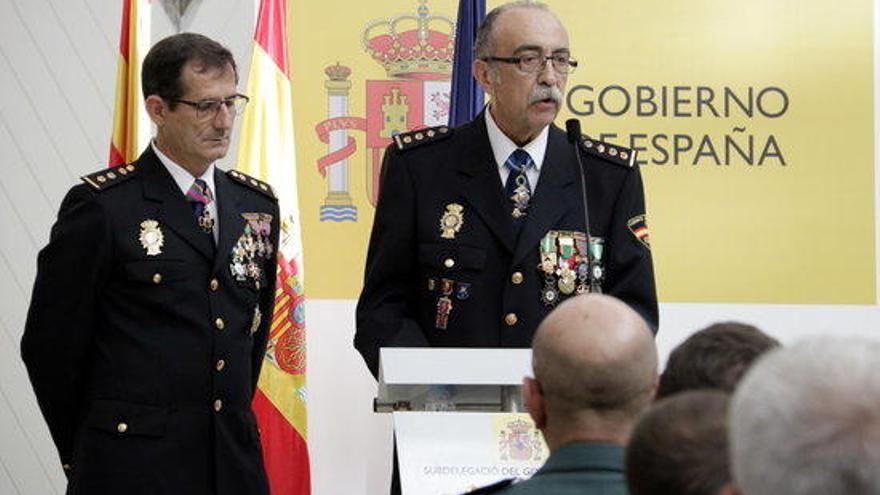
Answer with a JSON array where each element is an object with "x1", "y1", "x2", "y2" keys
[
  {"x1": 22, "y1": 33, "x2": 278, "y2": 495},
  {"x1": 355, "y1": 0, "x2": 657, "y2": 381}
]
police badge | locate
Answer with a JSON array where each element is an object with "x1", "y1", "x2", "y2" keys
[
  {"x1": 138, "y1": 219, "x2": 164, "y2": 256},
  {"x1": 439, "y1": 203, "x2": 464, "y2": 239}
]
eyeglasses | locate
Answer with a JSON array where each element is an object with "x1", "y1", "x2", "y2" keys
[
  {"x1": 171, "y1": 94, "x2": 250, "y2": 119},
  {"x1": 481, "y1": 54, "x2": 578, "y2": 74}
]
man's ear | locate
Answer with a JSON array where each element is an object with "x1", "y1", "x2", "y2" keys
[
  {"x1": 523, "y1": 376, "x2": 546, "y2": 429},
  {"x1": 144, "y1": 95, "x2": 167, "y2": 127},
  {"x1": 472, "y1": 59, "x2": 494, "y2": 99}
]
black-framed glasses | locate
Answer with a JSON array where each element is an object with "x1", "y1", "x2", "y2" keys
[
  {"x1": 172, "y1": 94, "x2": 250, "y2": 119},
  {"x1": 481, "y1": 54, "x2": 578, "y2": 74}
]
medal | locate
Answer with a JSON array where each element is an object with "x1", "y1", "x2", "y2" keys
[
  {"x1": 439, "y1": 203, "x2": 465, "y2": 239},
  {"x1": 510, "y1": 175, "x2": 531, "y2": 218},
  {"x1": 435, "y1": 296, "x2": 453, "y2": 330},
  {"x1": 197, "y1": 210, "x2": 214, "y2": 233},
  {"x1": 455, "y1": 282, "x2": 471, "y2": 300},
  {"x1": 139, "y1": 219, "x2": 164, "y2": 256},
  {"x1": 541, "y1": 285, "x2": 559, "y2": 305},
  {"x1": 557, "y1": 267, "x2": 576, "y2": 295},
  {"x1": 250, "y1": 305, "x2": 262, "y2": 335}
]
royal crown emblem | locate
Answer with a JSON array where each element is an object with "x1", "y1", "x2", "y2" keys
[
  {"x1": 315, "y1": 0, "x2": 454, "y2": 224},
  {"x1": 497, "y1": 417, "x2": 545, "y2": 463},
  {"x1": 362, "y1": 0, "x2": 455, "y2": 80}
]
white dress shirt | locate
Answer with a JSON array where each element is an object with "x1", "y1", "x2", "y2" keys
[{"x1": 485, "y1": 106, "x2": 548, "y2": 190}]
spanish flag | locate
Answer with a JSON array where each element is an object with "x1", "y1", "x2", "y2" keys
[
  {"x1": 109, "y1": 0, "x2": 150, "y2": 167},
  {"x1": 237, "y1": 0, "x2": 310, "y2": 493}
]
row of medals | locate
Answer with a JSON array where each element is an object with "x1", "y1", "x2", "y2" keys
[
  {"x1": 230, "y1": 213, "x2": 274, "y2": 291},
  {"x1": 539, "y1": 230, "x2": 604, "y2": 306}
]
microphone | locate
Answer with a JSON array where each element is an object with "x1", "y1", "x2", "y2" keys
[{"x1": 565, "y1": 119, "x2": 600, "y2": 293}]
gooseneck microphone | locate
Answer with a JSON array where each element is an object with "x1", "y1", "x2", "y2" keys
[{"x1": 565, "y1": 118, "x2": 600, "y2": 293}]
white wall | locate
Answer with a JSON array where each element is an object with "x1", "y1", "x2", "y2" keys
[{"x1": 0, "y1": 1, "x2": 879, "y2": 494}]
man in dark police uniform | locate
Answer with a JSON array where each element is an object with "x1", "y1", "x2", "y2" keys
[
  {"x1": 356, "y1": 0, "x2": 657, "y2": 378},
  {"x1": 21, "y1": 33, "x2": 278, "y2": 495}
]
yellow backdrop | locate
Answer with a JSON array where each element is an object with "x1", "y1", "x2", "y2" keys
[{"x1": 287, "y1": 0, "x2": 875, "y2": 304}]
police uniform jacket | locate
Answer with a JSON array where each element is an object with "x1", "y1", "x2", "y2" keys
[
  {"x1": 355, "y1": 111, "x2": 658, "y2": 377},
  {"x1": 21, "y1": 147, "x2": 279, "y2": 495}
]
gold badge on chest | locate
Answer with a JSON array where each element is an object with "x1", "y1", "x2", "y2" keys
[
  {"x1": 439, "y1": 203, "x2": 464, "y2": 239},
  {"x1": 139, "y1": 219, "x2": 164, "y2": 256}
]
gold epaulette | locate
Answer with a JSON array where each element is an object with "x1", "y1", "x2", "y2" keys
[
  {"x1": 227, "y1": 169, "x2": 276, "y2": 199},
  {"x1": 80, "y1": 163, "x2": 140, "y2": 191},
  {"x1": 393, "y1": 125, "x2": 453, "y2": 151},
  {"x1": 579, "y1": 136, "x2": 637, "y2": 168}
]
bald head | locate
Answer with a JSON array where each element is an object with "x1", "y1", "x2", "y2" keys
[{"x1": 532, "y1": 294, "x2": 658, "y2": 420}]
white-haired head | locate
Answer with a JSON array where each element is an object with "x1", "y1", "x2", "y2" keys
[{"x1": 730, "y1": 337, "x2": 880, "y2": 495}]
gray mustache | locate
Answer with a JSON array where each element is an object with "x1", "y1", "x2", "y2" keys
[{"x1": 529, "y1": 85, "x2": 563, "y2": 105}]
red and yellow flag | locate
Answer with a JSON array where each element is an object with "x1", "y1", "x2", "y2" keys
[
  {"x1": 238, "y1": 0, "x2": 310, "y2": 493},
  {"x1": 109, "y1": 0, "x2": 150, "y2": 167}
]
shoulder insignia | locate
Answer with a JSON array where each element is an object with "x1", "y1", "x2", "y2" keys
[
  {"x1": 80, "y1": 163, "x2": 140, "y2": 191},
  {"x1": 579, "y1": 136, "x2": 637, "y2": 168},
  {"x1": 227, "y1": 169, "x2": 276, "y2": 200},
  {"x1": 393, "y1": 125, "x2": 453, "y2": 151},
  {"x1": 464, "y1": 478, "x2": 516, "y2": 494}
]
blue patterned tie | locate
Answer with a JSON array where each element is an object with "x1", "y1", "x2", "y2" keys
[{"x1": 504, "y1": 149, "x2": 534, "y2": 230}]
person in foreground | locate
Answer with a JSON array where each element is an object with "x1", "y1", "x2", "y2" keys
[
  {"x1": 626, "y1": 390, "x2": 739, "y2": 495},
  {"x1": 355, "y1": 0, "x2": 657, "y2": 379},
  {"x1": 21, "y1": 33, "x2": 278, "y2": 495},
  {"x1": 470, "y1": 293, "x2": 658, "y2": 494},
  {"x1": 730, "y1": 337, "x2": 880, "y2": 495},
  {"x1": 656, "y1": 322, "x2": 780, "y2": 399}
]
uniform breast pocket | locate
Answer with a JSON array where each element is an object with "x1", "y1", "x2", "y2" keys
[
  {"x1": 418, "y1": 243, "x2": 486, "y2": 273},
  {"x1": 124, "y1": 259, "x2": 190, "y2": 285}
]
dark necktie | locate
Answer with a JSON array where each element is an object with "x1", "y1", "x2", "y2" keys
[
  {"x1": 504, "y1": 148, "x2": 534, "y2": 231},
  {"x1": 186, "y1": 179, "x2": 215, "y2": 241}
]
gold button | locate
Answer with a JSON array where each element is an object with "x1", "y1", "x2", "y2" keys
[
  {"x1": 213, "y1": 399, "x2": 223, "y2": 412},
  {"x1": 209, "y1": 278, "x2": 219, "y2": 291},
  {"x1": 107, "y1": 172, "x2": 116, "y2": 180},
  {"x1": 116, "y1": 422, "x2": 128, "y2": 433},
  {"x1": 96, "y1": 175, "x2": 106, "y2": 183},
  {"x1": 511, "y1": 272, "x2": 524, "y2": 285},
  {"x1": 152, "y1": 273, "x2": 162, "y2": 284},
  {"x1": 443, "y1": 258, "x2": 455, "y2": 269},
  {"x1": 215, "y1": 318, "x2": 225, "y2": 330},
  {"x1": 62, "y1": 464, "x2": 72, "y2": 471},
  {"x1": 216, "y1": 359, "x2": 226, "y2": 371},
  {"x1": 504, "y1": 313, "x2": 518, "y2": 326}
]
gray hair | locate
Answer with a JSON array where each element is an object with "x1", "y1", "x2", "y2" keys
[
  {"x1": 474, "y1": 1, "x2": 551, "y2": 59},
  {"x1": 730, "y1": 337, "x2": 880, "y2": 495}
]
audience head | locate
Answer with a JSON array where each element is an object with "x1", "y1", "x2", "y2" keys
[
  {"x1": 626, "y1": 390, "x2": 738, "y2": 495},
  {"x1": 730, "y1": 337, "x2": 880, "y2": 495},
  {"x1": 657, "y1": 322, "x2": 779, "y2": 399},
  {"x1": 525, "y1": 294, "x2": 658, "y2": 449}
]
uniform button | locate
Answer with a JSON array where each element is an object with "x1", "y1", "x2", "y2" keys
[
  {"x1": 116, "y1": 422, "x2": 128, "y2": 433},
  {"x1": 213, "y1": 399, "x2": 223, "y2": 412},
  {"x1": 216, "y1": 359, "x2": 226, "y2": 371},
  {"x1": 62, "y1": 464, "x2": 72, "y2": 472},
  {"x1": 215, "y1": 318, "x2": 225, "y2": 330},
  {"x1": 152, "y1": 273, "x2": 162, "y2": 284},
  {"x1": 443, "y1": 258, "x2": 455, "y2": 268},
  {"x1": 511, "y1": 272, "x2": 524, "y2": 285},
  {"x1": 209, "y1": 278, "x2": 219, "y2": 291},
  {"x1": 505, "y1": 313, "x2": 518, "y2": 326}
]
